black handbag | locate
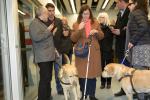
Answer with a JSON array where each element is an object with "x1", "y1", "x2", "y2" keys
[{"x1": 74, "y1": 42, "x2": 89, "y2": 58}]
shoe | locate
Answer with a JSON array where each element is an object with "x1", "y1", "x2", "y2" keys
[
  {"x1": 100, "y1": 85, "x2": 105, "y2": 89},
  {"x1": 106, "y1": 85, "x2": 111, "y2": 89},
  {"x1": 114, "y1": 89, "x2": 125, "y2": 97},
  {"x1": 89, "y1": 96, "x2": 98, "y2": 100},
  {"x1": 58, "y1": 90, "x2": 64, "y2": 95},
  {"x1": 80, "y1": 95, "x2": 87, "y2": 100},
  {"x1": 133, "y1": 94, "x2": 138, "y2": 99}
]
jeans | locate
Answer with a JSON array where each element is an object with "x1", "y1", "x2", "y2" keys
[
  {"x1": 54, "y1": 54, "x2": 63, "y2": 93},
  {"x1": 79, "y1": 78, "x2": 96, "y2": 96}
]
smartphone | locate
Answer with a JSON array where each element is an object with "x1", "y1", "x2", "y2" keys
[{"x1": 51, "y1": 22, "x2": 56, "y2": 32}]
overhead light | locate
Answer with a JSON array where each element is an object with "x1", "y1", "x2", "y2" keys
[
  {"x1": 18, "y1": 9, "x2": 26, "y2": 15},
  {"x1": 82, "y1": 0, "x2": 86, "y2": 3},
  {"x1": 102, "y1": 0, "x2": 109, "y2": 9},
  {"x1": 94, "y1": 0, "x2": 98, "y2": 2},
  {"x1": 70, "y1": 0, "x2": 76, "y2": 13}
]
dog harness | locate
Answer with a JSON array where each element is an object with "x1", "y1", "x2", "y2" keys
[
  {"x1": 118, "y1": 69, "x2": 137, "y2": 94},
  {"x1": 59, "y1": 75, "x2": 78, "y2": 85}
]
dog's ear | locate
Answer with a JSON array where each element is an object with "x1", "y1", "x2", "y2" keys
[
  {"x1": 58, "y1": 67, "x2": 67, "y2": 79},
  {"x1": 108, "y1": 64, "x2": 115, "y2": 75}
]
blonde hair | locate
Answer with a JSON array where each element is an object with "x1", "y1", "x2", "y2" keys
[
  {"x1": 61, "y1": 16, "x2": 68, "y2": 25},
  {"x1": 97, "y1": 12, "x2": 110, "y2": 26}
]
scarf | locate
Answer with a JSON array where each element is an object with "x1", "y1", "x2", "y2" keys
[{"x1": 85, "y1": 19, "x2": 91, "y2": 38}]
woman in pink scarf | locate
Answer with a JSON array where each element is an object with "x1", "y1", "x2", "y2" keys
[{"x1": 71, "y1": 4, "x2": 104, "y2": 100}]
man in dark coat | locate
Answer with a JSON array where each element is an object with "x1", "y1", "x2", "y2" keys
[
  {"x1": 111, "y1": 0, "x2": 130, "y2": 97},
  {"x1": 45, "y1": 3, "x2": 71, "y2": 95}
]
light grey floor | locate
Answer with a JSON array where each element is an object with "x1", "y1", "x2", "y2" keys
[
  {"x1": 34, "y1": 76, "x2": 135, "y2": 100},
  {"x1": 31, "y1": 55, "x2": 137, "y2": 100}
]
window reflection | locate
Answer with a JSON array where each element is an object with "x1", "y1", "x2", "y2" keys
[{"x1": 18, "y1": 0, "x2": 39, "y2": 99}]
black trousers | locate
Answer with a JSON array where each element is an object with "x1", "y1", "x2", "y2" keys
[
  {"x1": 101, "y1": 58, "x2": 112, "y2": 86},
  {"x1": 79, "y1": 78, "x2": 96, "y2": 96},
  {"x1": 37, "y1": 61, "x2": 53, "y2": 100}
]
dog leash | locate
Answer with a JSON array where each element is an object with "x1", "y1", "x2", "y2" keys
[{"x1": 121, "y1": 48, "x2": 130, "y2": 64}]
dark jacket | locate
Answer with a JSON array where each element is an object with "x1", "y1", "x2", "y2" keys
[
  {"x1": 53, "y1": 17, "x2": 64, "y2": 53},
  {"x1": 99, "y1": 24, "x2": 113, "y2": 59},
  {"x1": 61, "y1": 25, "x2": 73, "y2": 54},
  {"x1": 114, "y1": 8, "x2": 130, "y2": 58},
  {"x1": 128, "y1": 9, "x2": 150, "y2": 45}
]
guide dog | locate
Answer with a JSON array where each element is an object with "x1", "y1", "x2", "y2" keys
[
  {"x1": 58, "y1": 54, "x2": 80, "y2": 100},
  {"x1": 102, "y1": 63, "x2": 150, "y2": 100}
]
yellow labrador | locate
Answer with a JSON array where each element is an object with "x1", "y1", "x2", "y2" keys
[
  {"x1": 59, "y1": 57, "x2": 80, "y2": 100},
  {"x1": 102, "y1": 63, "x2": 150, "y2": 100}
]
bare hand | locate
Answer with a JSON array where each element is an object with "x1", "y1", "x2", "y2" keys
[
  {"x1": 111, "y1": 29, "x2": 120, "y2": 35},
  {"x1": 79, "y1": 22, "x2": 85, "y2": 30},
  {"x1": 128, "y1": 42, "x2": 134, "y2": 49},
  {"x1": 63, "y1": 30, "x2": 69, "y2": 37},
  {"x1": 53, "y1": 27, "x2": 57, "y2": 36},
  {"x1": 48, "y1": 23, "x2": 55, "y2": 32}
]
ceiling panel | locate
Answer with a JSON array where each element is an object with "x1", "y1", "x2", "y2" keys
[{"x1": 57, "y1": 0, "x2": 116, "y2": 14}]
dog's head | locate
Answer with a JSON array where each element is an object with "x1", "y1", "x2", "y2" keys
[
  {"x1": 59, "y1": 64, "x2": 78, "y2": 80},
  {"x1": 102, "y1": 63, "x2": 132, "y2": 80}
]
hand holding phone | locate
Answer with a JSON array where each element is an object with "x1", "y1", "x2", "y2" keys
[{"x1": 48, "y1": 23, "x2": 55, "y2": 32}]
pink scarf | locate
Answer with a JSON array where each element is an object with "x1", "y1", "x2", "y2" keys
[{"x1": 85, "y1": 19, "x2": 91, "y2": 38}]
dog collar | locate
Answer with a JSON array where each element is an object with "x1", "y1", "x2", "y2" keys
[
  {"x1": 60, "y1": 79, "x2": 71, "y2": 85},
  {"x1": 59, "y1": 75, "x2": 78, "y2": 85}
]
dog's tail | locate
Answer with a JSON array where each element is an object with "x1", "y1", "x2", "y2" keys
[{"x1": 63, "y1": 54, "x2": 71, "y2": 64}]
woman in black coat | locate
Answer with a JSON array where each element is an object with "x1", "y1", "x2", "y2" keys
[{"x1": 97, "y1": 12, "x2": 114, "y2": 89}]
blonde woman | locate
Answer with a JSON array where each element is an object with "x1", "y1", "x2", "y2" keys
[{"x1": 97, "y1": 12, "x2": 114, "y2": 89}]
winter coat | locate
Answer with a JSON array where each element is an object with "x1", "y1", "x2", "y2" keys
[
  {"x1": 29, "y1": 18, "x2": 55, "y2": 63},
  {"x1": 71, "y1": 20, "x2": 104, "y2": 78},
  {"x1": 99, "y1": 24, "x2": 114, "y2": 59},
  {"x1": 128, "y1": 9, "x2": 150, "y2": 45},
  {"x1": 114, "y1": 8, "x2": 130, "y2": 58}
]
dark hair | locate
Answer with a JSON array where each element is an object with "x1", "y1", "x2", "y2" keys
[
  {"x1": 77, "y1": 4, "x2": 94, "y2": 24},
  {"x1": 132, "y1": 0, "x2": 148, "y2": 15},
  {"x1": 118, "y1": 0, "x2": 129, "y2": 3},
  {"x1": 45, "y1": 3, "x2": 55, "y2": 9}
]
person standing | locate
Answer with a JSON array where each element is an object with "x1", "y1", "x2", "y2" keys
[
  {"x1": 71, "y1": 4, "x2": 104, "y2": 100},
  {"x1": 45, "y1": 3, "x2": 64, "y2": 95},
  {"x1": 111, "y1": 0, "x2": 130, "y2": 97},
  {"x1": 127, "y1": 0, "x2": 150, "y2": 99},
  {"x1": 61, "y1": 16, "x2": 73, "y2": 64},
  {"x1": 29, "y1": 6, "x2": 56, "y2": 100},
  {"x1": 97, "y1": 12, "x2": 114, "y2": 89}
]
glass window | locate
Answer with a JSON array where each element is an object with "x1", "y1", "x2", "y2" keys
[{"x1": 18, "y1": 0, "x2": 39, "y2": 99}]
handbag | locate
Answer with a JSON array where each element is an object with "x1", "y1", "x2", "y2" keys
[
  {"x1": 131, "y1": 44, "x2": 150, "y2": 67},
  {"x1": 74, "y1": 42, "x2": 89, "y2": 58}
]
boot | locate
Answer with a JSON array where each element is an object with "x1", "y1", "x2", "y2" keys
[
  {"x1": 114, "y1": 88, "x2": 125, "y2": 97},
  {"x1": 100, "y1": 84, "x2": 105, "y2": 89}
]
